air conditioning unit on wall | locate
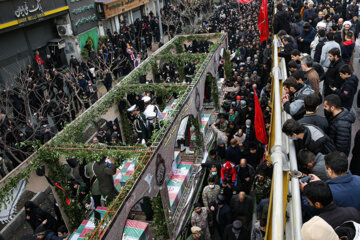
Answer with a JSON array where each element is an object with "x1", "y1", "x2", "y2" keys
[{"x1": 56, "y1": 24, "x2": 73, "y2": 37}]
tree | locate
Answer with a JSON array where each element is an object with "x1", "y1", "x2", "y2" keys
[
  {"x1": 161, "y1": 4, "x2": 183, "y2": 40},
  {"x1": 175, "y1": 0, "x2": 213, "y2": 33},
  {"x1": 0, "y1": 60, "x2": 81, "y2": 175}
]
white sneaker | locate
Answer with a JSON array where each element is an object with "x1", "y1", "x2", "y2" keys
[{"x1": 185, "y1": 147, "x2": 194, "y2": 154}]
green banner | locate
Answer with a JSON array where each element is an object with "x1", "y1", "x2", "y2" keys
[{"x1": 78, "y1": 27, "x2": 99, "y2": 51}]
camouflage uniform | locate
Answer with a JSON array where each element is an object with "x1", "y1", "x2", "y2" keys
[
  {"x1": 191, "y1": 207, "x2": 211, "y2": 240},
  {"x1": 215, "y1": 119, "x2": 229, "y2": 132},
  {"x1": 202, "y1": 184, "x2": 220, "y2": 229},
  {"x1": 202, "y1": 185, "x2": 221, "y2": 209},
  {"x1": 251, "y1": 176, "x2": 271, "y2": 204}
]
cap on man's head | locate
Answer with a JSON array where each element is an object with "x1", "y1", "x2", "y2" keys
[
  {"x1": 301, "y1": 216, "x2": 339, "y2": 240},
  {"x1": 232, "y1": 220, "x2": 243, "y2": 233},
  {"x1": 35, "y1": 226, "x2": 47, "y2": 236},
  {"x1": 191, "y1": 226, "x2": 202, "y2": 234},
  {"x1": 127, "y1": 104, "x2": 137, "y2": 112}
]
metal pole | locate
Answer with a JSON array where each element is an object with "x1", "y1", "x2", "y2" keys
[
  {"x1": 271, "y1": 34, "x2": 284, "y2": 240},
  {"x1": 288, "y1": 139, "x2": 303, "y2": 240},
  {"x1": 155, "y1": 0, "x2": 164, "y2": 43}
]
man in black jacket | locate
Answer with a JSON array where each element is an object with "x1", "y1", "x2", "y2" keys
[
  {"x1": 331, "y1": 64, "x2": 359, "y2": 110},
  {"x1": 278, "y1": 36, "x2": 295, "y2": 63},
  {"x1": 230, "y1": 192, "x2": 253, "y2": 227},
  {"x1": 299, "y1": 94, "x2": 328, "y2": 132},
  {"x1": 282, "y1": 119, "x2": 336, "y2": 154},
  {"x1": 303, "y1": 181, "x2": 360, "y2": 229},
  {"x1": 210, "y1": 194, "x2": 232, "y2": 239},
  {"x1": 324, "y1": 48, "x2": 344, "y2": 96},
  {"x1": 273, "y1": 4, "x2": 291, "y2": 34},
  {"x1": 324, "y1": 94, "x2": 355, "y2": 156}
]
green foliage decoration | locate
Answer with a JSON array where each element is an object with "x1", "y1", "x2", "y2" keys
[
  {"x1": 188, "y1": 116, "x2": 202, "y2": 150},
  {"x1": 151, "y1": 194, "x2": 169, "y2": 239},
  {"x1": 0, "y1": 33, "x2": 226, "y2": 234},
  {"x1": 174, "y1": 38, "x2": 183, "y2": 54},
  {"x1": 208, "y1": 74, "x2": 219, "y2": 110},
  {"x1": 224, "y1": 50, "x2": 232, "y2": 81}
]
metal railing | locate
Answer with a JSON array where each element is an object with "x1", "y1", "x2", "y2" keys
[
  {"x1": 280, "y1": 55, "x2": 303, "y2": 240},
  {"x1": 269, "y1": 34, "x2": 284, "y2": 240},
  {"x1": 269, "y1": 33, "x2": 303, "y2": 240}
]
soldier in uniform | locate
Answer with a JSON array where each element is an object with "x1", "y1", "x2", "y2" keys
[
  {"x1": 214, "y1": 113, "x2": 229, "y2": 132},
  {"x1": 251, "y1": 170, "x2": 271, "y2": 204},
  {"x1": 202, "y1": 176, "x2": 221, "y2": 209},
  {"x1": 127, "y1": 105, "x2": 148, "y2": 145},
  {"x1": 202, "y1": 176, "x2": 220, "y2": 229},
  {"x1": 191, "y1": 203, "x2": 211, "y2": 240}
]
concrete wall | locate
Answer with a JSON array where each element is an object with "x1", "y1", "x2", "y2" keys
[{"x1": 0, "y1": 188, "x2": 51, "y2": 240}]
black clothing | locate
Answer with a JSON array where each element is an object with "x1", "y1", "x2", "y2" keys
[
  {"x1": 273, "y1": 10, "x2": 291, "y2": 34},
  {"x1": 319, "y1": 203, "x2": 360, "y2": 229},
  {"x1": 350, "y1": 130, "x2": 360, "y2": 175},
  {"x1": 327, "y1": 108, "x2": 355, "y2": 156},
  {"x1": 223, "y1": 223, "x2": 251, "y2": 240},
  {"x1": 230, "y1": 195, "x2": 253, "y2": 225},
  {"x1": 334, "y1": 75, "x2": 359, "y2": 110},
  {"x1": 324, "y1": 59, "x2": 345, "y2": 96},
  {"x1": 296, "y1": 125, "x2": 336, "y2": 155},
  {"x1": 213, "y1": 203, "x2": 232, "y2": 238},
  {"x1": 226, "y1": 145, "x2": 242, "y2": 165},
  {"x1": 298, "y1": 113, "x2": 328, "y2": 132}
]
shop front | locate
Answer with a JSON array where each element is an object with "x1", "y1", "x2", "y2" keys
[
  {"x1": 0, "y1": 0, "x2": 69, "y2": 86},
  {"x1": 95, "y1": 0, "x2": 149, "y2": 34}
]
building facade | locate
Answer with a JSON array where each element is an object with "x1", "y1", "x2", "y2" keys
[
  {"x1": 65, "y1": 0, "x2": 100, "y2": 59},
  {"x1": 95, "y1": 0, "x2": 163, "y2": 35},
  {"x1": 0, "y1": 0, "x2": 69, "y2": 85}
]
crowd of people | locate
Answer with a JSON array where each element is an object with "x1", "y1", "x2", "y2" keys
[
  {"x1": 272, "y1": 0, "x2": 360, "y2": 239},
  {"x1": 11, "y1": 0, "x2": 360, "y2": 238},
  {"x1": 0, "y1": 6, "x2": 184, "y2": 177},
  {"x1": 189, "y1": 0, "x2": 360, "y2": 240},
  {"x1": 188, "y1": 1, "x2": 274, "y2": 240}
]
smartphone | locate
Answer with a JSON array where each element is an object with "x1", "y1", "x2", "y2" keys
[{"x1": 300, "y1": 176, "x2": 311, "y2": 183}]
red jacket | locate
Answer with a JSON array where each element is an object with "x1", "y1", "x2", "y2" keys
[{"x1": 221, "y1": 161, "x2": 236, "y2": 183}]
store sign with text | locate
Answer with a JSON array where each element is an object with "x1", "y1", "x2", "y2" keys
[
  {"x1": 0, "y1": 0, "x2": 68, "y2": 32},
  {"x1": 101, "y1": 0, "x2": 149, "y2": 19}
]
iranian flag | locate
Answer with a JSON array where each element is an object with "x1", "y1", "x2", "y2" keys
[
  {"x1": 258, "y1": 0, "x2": 269, "y2": 43},
  {"x1": 230, "y1": 49, "x2": 240, "y2": 60}
]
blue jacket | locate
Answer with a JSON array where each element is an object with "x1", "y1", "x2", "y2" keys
[
  {"x1": 335, "y1": 74, "x2": 359, "y2": 110},
  {"x1": 304, "y1": 8, "x2": 316, "y2": 22},
  {"x1": 300, "y1": 28, "x2": 316, "y2": 54},
  {"x1": 327, "y1": 173, "x2": 360, "y2": 210}
]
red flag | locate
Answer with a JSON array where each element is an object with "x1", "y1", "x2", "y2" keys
[
  {"x1": 55, "y1": 183, "x2": 71, "y2": 205},
  {"x1": 237, "y1": 0, "x2": 254, "y2": 3},
  {"x1": 258, "y1": 0, "x2": 269, "y2": 43},
  {"x1": 253, "y1": 87, "x2": 268, "y2": 145}
]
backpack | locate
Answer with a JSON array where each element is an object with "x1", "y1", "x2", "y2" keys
[{"x1": 335, "y1": 221, "x2": 360, "y2": 240}]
